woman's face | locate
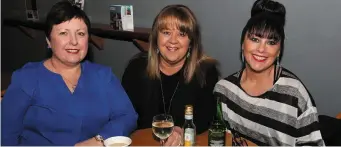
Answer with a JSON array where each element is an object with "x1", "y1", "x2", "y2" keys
[
  {"x1": 157, "y1": 26, "x2": 190, "y2": 66},
  {"x1": 242, "y1": 33, "x2": 281, "y2": 72},
  {"x1": 48, "y1": 18, "x2": 88, "y2": 65}
]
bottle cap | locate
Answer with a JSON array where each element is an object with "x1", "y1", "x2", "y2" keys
[{"x1": 185, "y1": 105, "x2": 193, "y2": 115}]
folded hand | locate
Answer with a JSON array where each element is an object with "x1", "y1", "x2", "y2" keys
[
  {"x1": 75, "y1": 137, "x2": 103, "y2": 146},
  {"x1": 163, "y1": 126, "x2": 183, "y2": 146}
]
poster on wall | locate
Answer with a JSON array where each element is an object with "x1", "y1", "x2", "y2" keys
[
  {"x1": 68, "y1": 0, "x2": 85, "y2": 10},
  {"x1": 110, "y1": 5, "x2": 134, "y2": 31},
  {"x1": 25, "y1": 0, "x2": 39, "y2": 21}
]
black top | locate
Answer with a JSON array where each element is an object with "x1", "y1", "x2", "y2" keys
[
  {"x1": 122, "y1": 53, "x2": 219, "y2": 134},
  {"x1": 159, "y1": 68, "x2": 183, "y2": 115}
]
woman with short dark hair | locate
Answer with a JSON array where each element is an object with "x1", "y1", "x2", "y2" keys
[{"x1": 1, "y1": 1, "x2": 137, "y2": 146}]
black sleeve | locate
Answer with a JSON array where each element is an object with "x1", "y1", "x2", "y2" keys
[
  {"x1": 194, "y1": 65, "x2": 219, "y2": 134},
  {"x1": 121, "y1": 55, "x2": 147, "y2": 120}
]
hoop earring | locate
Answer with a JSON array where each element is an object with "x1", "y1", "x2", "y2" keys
[{"x1": 156, "y1": 48, "x2": 160, "y2": 54}]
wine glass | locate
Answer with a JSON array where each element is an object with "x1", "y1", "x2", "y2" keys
[{"x1": 152, "y1": 114, "x2": 174, "y2": 146}]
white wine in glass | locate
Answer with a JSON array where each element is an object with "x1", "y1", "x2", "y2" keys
[{"x1": 152, "y1": 114, "x2": 174, "y2": 146}]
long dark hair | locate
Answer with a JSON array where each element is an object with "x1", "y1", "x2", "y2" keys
[{"x1": 240, "y1": 0, "x2": 286, "y2": 62}]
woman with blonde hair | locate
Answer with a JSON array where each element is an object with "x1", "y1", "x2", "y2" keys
[{"x1": 122, "y1": 4, "x2": 219, "y2": 146}]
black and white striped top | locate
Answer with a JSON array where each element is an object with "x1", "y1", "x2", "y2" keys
[{"x1": 214, "y1": 67, "x2": 325, "y2": 146}]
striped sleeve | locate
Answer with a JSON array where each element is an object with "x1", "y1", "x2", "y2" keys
[{"x1": 295, "y1": 83, "x2": 325, "y2": 146}]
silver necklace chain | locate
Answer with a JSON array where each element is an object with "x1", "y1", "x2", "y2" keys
[
  {"x1": 50, "y1": 60, "x2": 77, "y2": 91},
  {"x1": 160, "y1": 77, "x2": 180, "y2": 114}
]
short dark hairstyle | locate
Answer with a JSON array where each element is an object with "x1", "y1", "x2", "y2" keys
[
  {"x1": 45, "y1": 0, "x2": 91, "y2": 40},
  {"x1": 240, "y1": 0, "x2": 286, "y2": 60}
]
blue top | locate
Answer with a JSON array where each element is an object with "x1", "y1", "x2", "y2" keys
[{"x1": 1, "y1": 61, "x2": 138, "y2": 146}]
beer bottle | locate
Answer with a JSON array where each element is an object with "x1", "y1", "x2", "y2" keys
[
  {"x1": 182, "y1": 105, "x2": 196, "y2": 146},
  {"x1": 208, "y1": 96, "x2": 226, "y2": 146}
]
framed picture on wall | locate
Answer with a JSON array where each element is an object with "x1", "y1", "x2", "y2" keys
[
  {"x1": 25, "y1": 0, "x2": 39, "y2": 21},
  {"x1": 110, "y1": 5, "x2": 134, "y2": 31}
]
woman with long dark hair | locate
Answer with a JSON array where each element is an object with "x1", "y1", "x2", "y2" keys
[{"x1": 214, "y1": 0, "x2": 324, "y2": 146}]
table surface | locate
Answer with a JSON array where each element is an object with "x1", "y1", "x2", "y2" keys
[{"x1": 130, "y1": 128, "x2": 256, "y2": 146}]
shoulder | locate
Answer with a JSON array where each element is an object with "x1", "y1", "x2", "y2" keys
[
  {"x1": 16, "y1": 61, "x2": 42, "y2": 73},
  {"x1": 213, "y1": 71, "x2": 243, "y2": 101},
  {"x1": 276, "y1": 67, "x2": 316, "y2": 108},
  {"x1": 123, "y1": 53, "x2": 148, "y2": 78},
  {"x1": 197, "y1": 57, "x2": 219, "y2": 73},
  {"x1": 194, "y1": 57, "x2": 220, "y2": 87},
  {"x1": 125, "y1": 53, "x2": 148, "y2": 71},
  {"x1": 12, "y1": 61, "x2": 43, "y2": 81},
  {"x1": 222, "y1": 71, "x2": 240, "y2": 85},
  {"x1": 82, "y1": 61, "x2": 117, "y2": 83},
  {"x1": 277, "y1": 67, "x2": 306, "y2": 89},
  {"x1": 196, "y1": 57, "x2": 220, "y2": 79},
  {"x1": 10, "y1": 62, "x2": 43, "y2": 95},
  {"x1": 83, "y1": 60, "x2": 111, "y2": 74},
  {"x1": 280, "y1": 67, "x2": 300, "y2": 80},
  {"x1": 215, "y1": 71, "x2": 240, "y2": 90}
]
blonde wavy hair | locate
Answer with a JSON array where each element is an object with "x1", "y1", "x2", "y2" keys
[{"x1": 147, "y1": 4, "x2": 216, "y2": 85}]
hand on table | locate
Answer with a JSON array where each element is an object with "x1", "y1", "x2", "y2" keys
[
  {"x1": 163, "y1": 126, "x2": 183, "y2": 146},
  {"x1": 75, "y1": 137, "x2": 103, "y2": 146}
]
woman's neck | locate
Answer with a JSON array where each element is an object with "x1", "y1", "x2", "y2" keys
[
  {"x1": 49, "y1": 57, "x2": 81, "y2": 76},
  {"x1": 242, "y1": 65, "x2": 275, "y2": 85},
  {"x1": 159, "y1": 58, "x2": 185, "y2": 76},
  {"x1": 240, "y1": 65, "x2": 275, "y2": 96}
]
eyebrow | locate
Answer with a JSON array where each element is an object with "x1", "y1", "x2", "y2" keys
[
  {"x1": 56, "y1": 28, "x2": 87, "y2": 31},
  {"x1": 160, "y1": 28, "x2": 171, "y2": 31},
  {"x1": 248, "y1": 33, "x2": 278, "y2": 41}
]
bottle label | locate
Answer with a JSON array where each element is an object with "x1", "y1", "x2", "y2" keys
[
  {"x1": 209, "y1": 140, "x2": 224, "y2": 147},
  {"x1": 208, "y1": 128, "x2": 225, "y2": 146},
  {"x1": 184, "y1": 128, "x2": 195, "y2": 146}
]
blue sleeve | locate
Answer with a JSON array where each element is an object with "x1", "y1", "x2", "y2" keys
[
  {"x1": 1, "y1": 71, "x2": 32, "y2": 145},
  {"x1": 99, "y1": 71, "x2": 138, "y2": 139}
]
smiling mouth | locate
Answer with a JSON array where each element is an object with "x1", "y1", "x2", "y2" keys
[
  {"x1": 66, "y1": 49, "x2": 80, "y2": 54},
  {"x1": 252, "y1": 54, "x2": 267, "y2": 62},
  {"x1": 166, "y1": 47, "x2": 178, "y2": 52}
]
